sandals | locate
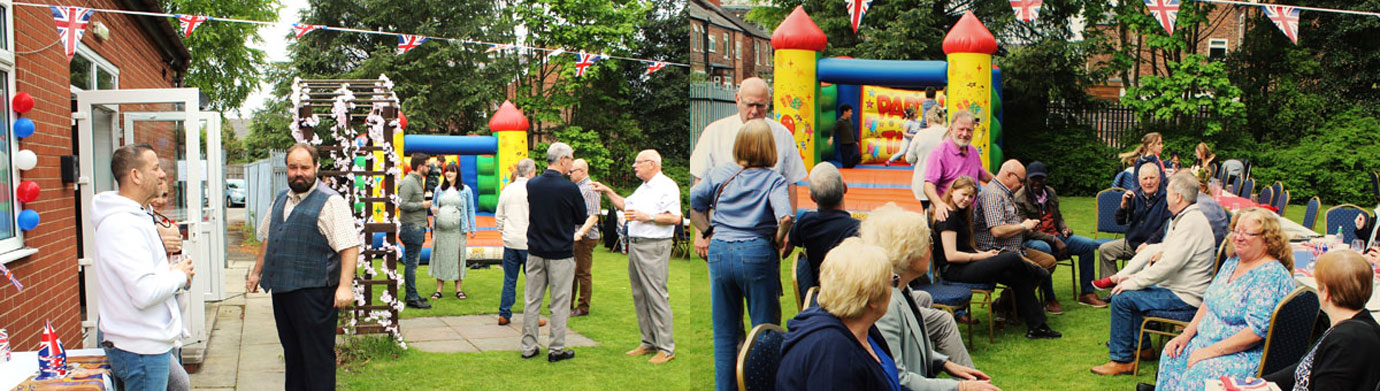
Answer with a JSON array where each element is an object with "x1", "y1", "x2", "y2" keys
[
  {"x1": 430, "y1": 292, "x2": 443, "y2": 300},
  {"x1": 456, "y1": 291, "x2": 468, "y2": 300}
]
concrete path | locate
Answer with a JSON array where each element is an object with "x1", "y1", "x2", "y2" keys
[{"x1": 400, "y1": 315, "x2": 596, "y2": 353}]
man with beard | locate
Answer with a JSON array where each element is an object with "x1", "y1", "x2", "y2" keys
[
  {"x1": 398, "y1": 153, "x2": 433, "y2": 309},
  {"x1": 923, "y1": 110, "x2": 995, "y2": 222},
  {"x1": 247, "y1": 143, "x2": 361, "y2": 391}
]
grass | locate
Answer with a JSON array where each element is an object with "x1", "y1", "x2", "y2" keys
[{"x1": 337, "y1": 197, "x2": 1322, "y2": 391}]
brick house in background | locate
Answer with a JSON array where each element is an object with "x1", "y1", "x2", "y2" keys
[
  {"x1": 1084, "y1": 5, "x2": 1249, "y2": 100},
  {"x1": 0, "y1": 0, "x2": 188, "y2": 350},
  {"x1": 689, "y1": 0, "x2": 773, "y2": 86}
]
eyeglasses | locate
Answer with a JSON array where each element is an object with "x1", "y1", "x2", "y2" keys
[
  {"x1": 891, "y1": 274, "x2": 901, "y2": 288},
  {"x1": 1232, "y1": 230, "x2": 1263, "y2": 239}
]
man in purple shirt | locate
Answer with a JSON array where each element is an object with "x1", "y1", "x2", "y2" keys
[{"x1": 924, "y1": 110, "x2": 994, "y2": 221}]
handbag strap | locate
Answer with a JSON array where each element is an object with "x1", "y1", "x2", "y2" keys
[{"x1": 712, "y1": 168, "x2": 748, "y2": 210}]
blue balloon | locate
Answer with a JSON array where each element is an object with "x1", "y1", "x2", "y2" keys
[
  {"x1": 17, "y1": 209, "x2": 38, "y2": 231},
  {"x1": 13, "y1": 117, "x2": 34, "y2": 139}
]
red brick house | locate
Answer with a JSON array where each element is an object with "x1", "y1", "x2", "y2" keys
[
  {"x1": 689, "y1": 0, "x2": 773, "y2": 86},
  {"x1": 0, "y1": 0, "x2": 189, "y2": 351},
  {"x1": 1085, "y1": 5, "x2": 1248, "y2": 100}
]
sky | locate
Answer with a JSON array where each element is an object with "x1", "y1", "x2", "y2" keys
[{"x1": 231, "y1": 0, "x2": 309, "y2": 118}]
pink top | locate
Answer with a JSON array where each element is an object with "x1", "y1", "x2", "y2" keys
[{"x1": 924, "y1": 140, "x2": 992, "y2": 196}]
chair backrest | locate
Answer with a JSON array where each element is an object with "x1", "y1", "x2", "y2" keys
[
  {"x1": 1257, "y1": 186, "x2": 1274, "y2": 206},
  {"x1": 737, "y1": 323, "x2": 787, "y2": 391},
  {"x1": 1370, "y1": 171, "x2": 1380, "y2": 205},
  {"x1": 1303, "y1": 197, "x2": 1321, "y2": 231},
  {"x1": 1240, "y1": 178, "x2": 1255, "y2": 198},
  {"x1": 1214, "y1": 233, "x2": 1233, "y2": 274},
  {"x1": 1274, "y1": 189, "x2": 1290, "y2": 216},
  {"x1": 1096, "y1": 187, "x2": 1130, "y2": 237},
  {"x1": 1271, "y1": 182, "x2": 1284, "y2": 202},
  {"x1": 1220, "y1": 159, "x2": 1245, "y2": 185},
  {"x1": 803, "y1": 287, "x2": 820, "y2": 309},
  {"x1": 1226, "y1": 180, "x2": 1240, "y2": 196},
  {"x1": 1258, "y1": 288, "x2": 1320, "y2": 377},
  {"x1": 1324, "y1": 204, "x2": 1368, "y2": 243}
]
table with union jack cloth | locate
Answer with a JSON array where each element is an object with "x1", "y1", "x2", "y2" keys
[
  {"x1": 1214, "y1": 193, "x2": 1275, "y2": 212},
  {"x1": 0, "y1": 349, "x2": 111, "y2": 391}
]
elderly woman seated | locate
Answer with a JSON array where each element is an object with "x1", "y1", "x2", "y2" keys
[
  {"x1": 1262, "y1": 250, "x2": 1380, "y2": 390},
  {"x1": 860, "y1": 203, "x2": 999, "y2": 391},
  {"x1": 1154, "y1": 207, "x2": 1296, "y2": 391},
  {"x1": 777, "y1": 238, "x2": 900, "y2": 391}
]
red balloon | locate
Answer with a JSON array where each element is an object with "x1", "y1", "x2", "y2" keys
[
  {"x1": 398, "y1": 110, "x2": 408, "y2": 131},
  {"x1": 16, "y1": 180, "x2": 38, "y2": 203},
  {"x1": 12, "y1": 92, "x2": 33, "y2": 114}
]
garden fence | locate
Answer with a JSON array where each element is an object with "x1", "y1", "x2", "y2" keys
[
  {"x1": 244, "y1": 150, "x2": 286, "y2": 241},
  {"x1": 689, "y1": 82, "x2": 738, "y2": 150}
]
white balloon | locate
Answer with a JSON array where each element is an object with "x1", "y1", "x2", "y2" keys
[{"x1": 15, "y1": 150, "x2": 36, "y2": 171}]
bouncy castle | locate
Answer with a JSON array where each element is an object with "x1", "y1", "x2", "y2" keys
[{"x1": 771, "y1": 7, "x2": 1005, "y2": 172}]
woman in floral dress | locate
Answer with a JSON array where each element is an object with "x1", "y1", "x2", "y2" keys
[{"x1": 1156, "y1": 207, "x2": 1296, "y2": 390}]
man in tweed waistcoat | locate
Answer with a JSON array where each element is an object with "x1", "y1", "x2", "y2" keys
[{"x1": 247, "y1": 143, "x2": 361, "y2": 391}]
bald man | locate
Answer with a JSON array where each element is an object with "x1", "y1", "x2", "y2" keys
[
  {"x1": 973, "y1": 159, "x2": 1062, "y2": 314},
  {"x1": 690, "y1": 77, "x2": 807, "y2": 258},
  {"x1": 592, "y1": 150, "x2": 681, "y2": 364},
  {"x1": 569, "y1": 158, "x2": 601, "y2": 316}
]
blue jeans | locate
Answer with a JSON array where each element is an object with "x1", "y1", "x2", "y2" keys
[
  {"x1": 708, "y1": 237, "x2": 781, "y2": 391},
  {"x1": 104, "y1": 346, "x2": 172, "y2": 391},
  {"x1": 498, "y1": 248, "x2": 528, "y2": 318},
  {"x1": 1108, "y1": 286, "x2": 1194, "y2": 363},
  {"x1": 400, "y1": 223, "x2": 427, "y2": 302},
  {"x1": 1025, "y1": 233, "x2": 1099, "y2": 294}
]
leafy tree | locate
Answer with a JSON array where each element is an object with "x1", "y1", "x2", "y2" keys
[
  {"x1": 165, "y1": 0, "x2": 278, "y2": 111},
  {"x1": 287, "y1": 0, "x2": 519, "y2": 134},
  {"x1": 1120, "y1": 54, "x2": 1244, "y2": 135}
]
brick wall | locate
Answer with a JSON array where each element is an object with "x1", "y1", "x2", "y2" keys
[
  {"x1": 1086, "y1": 6, "x2": 1246, "y2": 100},
  {"x1": 690, "y1": 18, "x2": 772, "y2": 86},
  {"x1": 0, "y1": 0, "x2": 180, "y2": 349}
]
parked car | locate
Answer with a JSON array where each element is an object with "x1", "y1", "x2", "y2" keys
[{"x1": 226, "y1": 179, "x2": 246, "y2": 207}]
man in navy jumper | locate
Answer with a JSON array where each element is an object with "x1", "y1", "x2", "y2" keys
[
  {"x1": 1097, "y1": 161, "x2": 1170, "y2": 280},
  {"x1": 519, "y1": 142, "x2": 587, "y2": 362}
]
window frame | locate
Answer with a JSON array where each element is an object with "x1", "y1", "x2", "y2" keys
[
  {"x1": 71, "y1": 43, "x2": 121, "y2": 92},
  {"x1": 1208, "y1": 39, "x2": 1229, "y2": 61},
  {"x1": 0, "y1": 0, "x2": 32, "y2": 262},
  {"x1": 708, "y1": 33, "x2": 716, "y2": 53}
]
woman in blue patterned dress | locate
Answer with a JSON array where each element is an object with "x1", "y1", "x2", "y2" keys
[{"x1": 1156, "y1": 207, "x2": 1296, "y2": 390}]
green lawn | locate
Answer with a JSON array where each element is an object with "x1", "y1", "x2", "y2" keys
[{"x1": 339, "y1": 197, "x2": 1322, "y2": 391}]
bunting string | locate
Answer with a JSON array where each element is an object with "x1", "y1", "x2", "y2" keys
[{"x1": 12, "y1": 1, "x2": 686, "y2": 72}]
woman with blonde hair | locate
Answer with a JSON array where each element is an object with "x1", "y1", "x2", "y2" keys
[
  {"x1": 777, "y1": 238, "x2": 900, "y2": 391},
  {"x1": 1156, "y1": 207, "x2": 1297, "y2": 391},
  {"x1": 1190, "y1": 142, "x2": 1217, "y2": 178},
  {"x1": 689, "y1": 119, "x2": 795, "y2": 391},
  {"x1": 929, "y1": 176, "x2": 1060, "y2": 339},
  {"x1": 1119, "y1": 132, "x2": 1164, "y2": 166},
  {"x1": 862, "y1": 203, "x2": 998, "y2": 391},
  {"x1": 908, "y1": 105, "x2": 949, "y2": 207}
]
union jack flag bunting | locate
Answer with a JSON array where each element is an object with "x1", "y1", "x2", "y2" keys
[
  {"x1": 1263, "y1": 5, "x2": 1301, "y2": 45},
  {"x1": 845, "y1": 0, "x2": 873, "y2": 33},
  {"x1": 1143, "y1": 0, "x2": 1180, "y2": 35},
  {"x1": 574, "y1": 53, "x2": 601, "y2": 77},
  {"x1": 645, "y1": 61, "x2": 668, "y2": 75},
  {"x1": 174, "y1": 14, "x2": 211, "y2": 38},
  {"x1": 396, "y1": 34, "x2": 428, "y2": 55},
  {"x1": 49, "y1": 6, "x2": 94, "y2": 63},
  {"x1": 1010, "y1": 0, "x2": 1043, "y2": 23},
  {"x1": 291, "y1": 23, "x2": 324, "y2": 39},
  {"x1": 35, "y1": 321, "x2": 67, "y2": 380},
  {"x1": 486, "y1": 43, "x2": 515, "y2": 53},
  {"x1": 1220, "y1": 375, "x2": 1274, "y2": 391},
  {"x1": 0, "y1": 261, "x2": 21, "y2": 292}
]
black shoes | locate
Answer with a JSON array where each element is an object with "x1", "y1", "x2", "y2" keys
[
  {"x1": 1026, "y1": 323, "x2": 1063, "y2": 339},
  {"x1": 1136, "y1": 382, "x2": 1155, "y2": 391},
  {"x1": 548, "y1": 350, "x2": 575, "y2": 362},
  {"x1": 406, "y1": 299, "x2": 432, "y2": 309}
]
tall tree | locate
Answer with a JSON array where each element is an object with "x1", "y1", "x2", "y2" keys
[
  {"x1": 286, "y1": 0, "x2": 519, "y2": 134},
  {"x1": 165, "y1": 0, "x2": 279, "y2": 111}
]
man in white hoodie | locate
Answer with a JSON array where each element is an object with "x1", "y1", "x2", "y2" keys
[{"x1": 93, "y1": 143, "x2": 194, "y2": 391}]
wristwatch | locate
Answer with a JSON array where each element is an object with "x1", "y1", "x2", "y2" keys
[{"x1": 700, "y1": 226, "x2": 714, "y2": 239}]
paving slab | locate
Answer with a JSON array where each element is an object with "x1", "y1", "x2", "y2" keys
[
  {"x1": 402, "y1": 326, "x2": 460, "y2": 342},
  {"x1": 454, "y1": 324, "x2": 521, "y2": 340},
  {"x1": 409, "y1": 340, "x2": 481, "y2": 354}
]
